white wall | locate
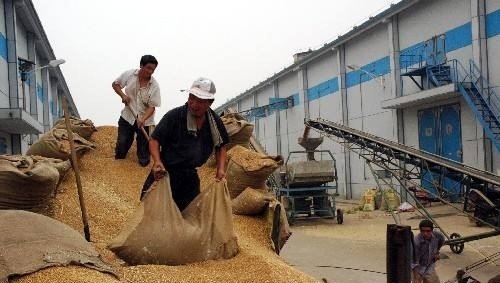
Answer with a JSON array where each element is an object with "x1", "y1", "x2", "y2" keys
[
  {"x1": 218, "y1": 0, "x2": 499, "y2": 198},
  {"x1": 399, "y1": 0, "x2": 470, "y2": 49},
  {"x1": 346, "y1": 25, "x2": 389, "y2": 70},
  {"x1": 277, "y1": 72, "x2": 301, "y2": 161},
  {"x1": 343, "y1": 23, "x2": 392, "y2": 196},
  {"x1": 307, "y1": 53, "x2": 336, "y2": 87},
  {"x1": 15, "y1": 17, "x2": 29, "y2": 112},
  {"x1": 486, "y1": 1, "x2": 500, "y2": 14},
  {"x1": 256, "y1": 85, "x2": 277, "y2": 154},
  {"x1": 0, "y1": 0, "x2": 9, "y2": 108},
  {"x1": 49, "y1": 79, "x2": 57, "y2": 126},
  {"x1": 487, "y1": 28, "x2": 500, "y2": 174},
  {"x1": 399, "y1": 0, "x2": 471, "y2": 96},
  {"x1": 307, "y1": 51, "x2": 338, "y2": 120},
  {"x1": 15, "y1": 18, "x2": 28, "y2": 59},
  {"x1": 35, "y1": 51, "x2": 44, "y2": 122},
  {"x1": 0, "y1": 0, "x2": 5, "y2": 34},
  {"x1": 239, "y1": 95, "x2": 254, "y2": 112},
  {"x1": 488, "y1": 35, "x2": 500, "y2": 96}
]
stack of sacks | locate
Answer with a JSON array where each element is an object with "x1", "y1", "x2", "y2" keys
[
  {"x1": 0, "y1": 155, "x2": 70, "y2": 210},
  {"x1": 26, "y1": 128, "x2": 95, "y2": 161},
  {"x1": 53, "y1": 116, "x2": 97, "y2": 140}
]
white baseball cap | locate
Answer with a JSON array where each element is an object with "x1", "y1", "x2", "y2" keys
[{"x1": 188, "y1": 77, "x2": 216, "y2": 100}]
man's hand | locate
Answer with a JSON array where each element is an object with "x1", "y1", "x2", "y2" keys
[
  {"x1": 137, "y1": 116, "x2": 145, "y2": 129},
  {"x1": 121, "y1": 95, "x2": 131, "y2": 105},
  {"x1": 215, "y1": 168, "x2": 226, "y2": 181},
  {"x1": 152, "y1": 161, "x2": 166, "y2": 180}
]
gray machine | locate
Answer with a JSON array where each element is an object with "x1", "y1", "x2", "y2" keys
[{"x1": 279, "y1": 128, "x2": 342, "y2": 224}]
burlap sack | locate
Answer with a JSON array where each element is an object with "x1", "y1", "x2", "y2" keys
[
  {"x1": 108, "y1": 175, "x2": 239, "y2": 265},
  {"x1": 221, "y1": 115, "x2": 254, "y2": 148},
  {"x1": 30, "y1": 155, "x2": 71, "y2": 176},
  {"x1": 54, "y1": 116, "x2": 97, "y2": 140},
  {"x1": 379, "y1": 189, "x2": 401, "y2": 211},
  {"x1": 232, "y1": 187, "x2": 274, "y2": 215},
  {"x1": 0, "y1": 155, "x2": 64, "y2": 210},
  {"x1": 360, "y1": 188, "x2": 376, "y2": 211},
  {"x1": 266, "y1": 200, "x2": 292, "y2": 253},
  {"x1": 0, "y1": 210, "x2": 117, "y2": 281},
  {"x1": 226, "y1": 145, "x2": 283, "y2": 199},
  {"x1": 26, "y1": 128, "x2": 95, "y2": 160}
]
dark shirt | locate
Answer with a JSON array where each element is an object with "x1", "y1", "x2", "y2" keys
[{"x1": 151, "y1": 104, "x2": 229, "y2": 169}]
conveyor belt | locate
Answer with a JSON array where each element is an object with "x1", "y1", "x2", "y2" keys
[
  {"x1": 307, "y1": 117, "x2": 500, "y2": 246},
  {"x1": 305, "y1": 118, "x2": 500, "y2": 192}
]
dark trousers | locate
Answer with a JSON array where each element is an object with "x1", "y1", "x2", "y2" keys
[
  {"x1": 140, "y1": 168, "x2": 200, "y2": 211},
  {"x1": 115, "y1": 116, "x2": 150, "y2": 166}
]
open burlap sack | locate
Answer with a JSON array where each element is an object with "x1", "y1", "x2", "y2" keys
[
  {"x1": 226, "y1": 145, "x2": 283, "y2": 199},
  {"x1": 108, "y1": 175, "x2": 239, "y2": 265},
  {"x1": 266, "y1": 200, "x2": 292, "y2": 253},
  {"x1": 232, "y1": 187, "x2": 274, "y2": 215},
  {"x1": 0, "y1": 210, "x2": 117, "y2": 282},
  {"x1": 221, "y1": 114, "x2": 254, "y2": 149},
  {"x1": 53, "y1": 116, "x2": 97, "y2": 140},
  {"x1": 0, "y1": 155, "x2": 67, "y2": 210},
  {"x1": 26, "y1": 128, "x2": 95, "y2": 161},
  {"x1": 30, "y1": 155, "x2": 72, "y2": 184}
]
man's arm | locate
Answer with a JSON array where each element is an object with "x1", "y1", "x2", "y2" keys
[
  {"x1": 138, "y1": 84, "x2": 160, "y2": 128},
  {"x1": 137, "y1": 106, "x2": 155, "y2": 128},
  {"x1": 112, "y1": 81, "x2": 130, "y2": 105},
  {"x1": 149, "y1": 137, "x2": 166, "y2": 179},
  {"x1": 436, "y1": 231, "x2": 445, "y2": 250},
  {"x1": 433, "y1": 231, "x2": 445, "y2": 262},
  {"x1": 215, "y1": 145, "x2": 227, "y2": 180},
  {"x1": 412, "y1": 235, "x2": 421, "y2": 273}
]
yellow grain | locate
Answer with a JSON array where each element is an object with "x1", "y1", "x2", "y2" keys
[{"x1": 13, "y1": 126, "x2": 317, "y2": 283}]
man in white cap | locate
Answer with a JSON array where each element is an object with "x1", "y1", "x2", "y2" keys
[{"x1": 140, "y1": 77, "x2": 229, "y2": 211}]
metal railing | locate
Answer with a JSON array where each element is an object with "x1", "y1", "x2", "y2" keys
[
  {"x1": 400, "y1": 53, "x2": 425, "y2": 74},
  {"x1": 469, "y1": 60, "x2": 500, "y2": 119},
  {"x1": 449, "y1": 59, "x2": 500, "y2": 121}
]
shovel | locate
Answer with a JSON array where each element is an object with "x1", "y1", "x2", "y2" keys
[{"x1": 126, "y1": 105, "x2": 150, "y2": 140}]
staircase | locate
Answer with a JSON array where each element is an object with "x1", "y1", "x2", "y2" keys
[
  {"x1": 427, "y1": 64, "x2": 452, "y2": 87},
  {"x1": 451, "y1": 60, "x2": 500, "y2": 151},
  {"x1": 420, "y1": 59, "x2": 500, "y2": 151}
]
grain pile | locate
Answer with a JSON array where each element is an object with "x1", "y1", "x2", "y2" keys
[{"x1": 12, "y1": 126, "x2": 317, "y2": 283}]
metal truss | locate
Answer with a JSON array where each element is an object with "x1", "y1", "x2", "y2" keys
[{"x1": 305, "y1": 118, "x2": 500, "y2": 253}]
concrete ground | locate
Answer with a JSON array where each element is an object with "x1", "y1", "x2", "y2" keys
[{"x1": 280, "y1": 201, "x2": 500, "y2": 283}]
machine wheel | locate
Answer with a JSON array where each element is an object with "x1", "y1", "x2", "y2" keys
[
  {"x1": 336, "y1": 209, "x2": 343, "y2": 224},
  {"x1": 449, "y1": 233, "x2": 464, "y2": 254}
]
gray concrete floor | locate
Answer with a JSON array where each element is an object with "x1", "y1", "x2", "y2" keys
[{"x1": 280, "y1": 203, "x2": 500, "y2": 283}]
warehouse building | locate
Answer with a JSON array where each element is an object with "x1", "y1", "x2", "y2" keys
[
  {"x1": 216, "y1": 0, "x2": 500, "y2": 199},
  {"x1": 0, "y1": 0, "x2": 78, "y2": 154}
]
